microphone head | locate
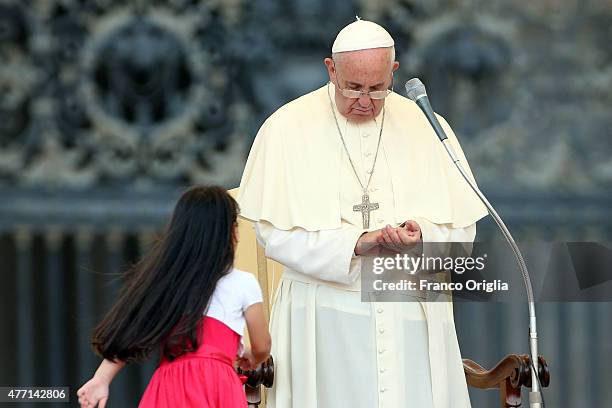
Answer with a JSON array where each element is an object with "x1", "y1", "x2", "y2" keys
[{"x1": 405, "y1": 78, "x2": 427, "y2": 101}]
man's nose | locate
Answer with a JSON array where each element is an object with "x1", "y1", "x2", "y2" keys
[{"x1": 357, "y1": 94, "x2": 372, "y2": 107}]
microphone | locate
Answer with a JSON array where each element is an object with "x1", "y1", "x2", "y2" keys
[
  {"x1": 405, "y1": 78, "x2": 545, "y2": 408},
  {"x1": 404, "y1": 79, "x2": 448, "y2": 142}
]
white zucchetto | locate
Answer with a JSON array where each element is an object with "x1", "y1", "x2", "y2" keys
[{"x1": 331, "y1": 17, "x2": 394, "y2": 53}]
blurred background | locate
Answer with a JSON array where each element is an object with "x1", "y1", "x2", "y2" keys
[{"x1": 0, "y1": 0, "x2": 611, "y2": 406}]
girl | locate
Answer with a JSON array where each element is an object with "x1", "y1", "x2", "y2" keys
[{"x1": 77, "y1": 185, "x2": 271, "y2": 408}]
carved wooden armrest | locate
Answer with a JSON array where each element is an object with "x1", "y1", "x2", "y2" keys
[
  {"x1": 463, "y1": 354, "x2": 550, "y2": 408},
  {"x1": 237, "y1": 356, "x2": 275, "y2": 407}
]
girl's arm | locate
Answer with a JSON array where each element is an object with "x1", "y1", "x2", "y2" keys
[
  {"x1": 77, "y1": 359, "x2": 126, "y2": 408},
  {"x1": 243, "y1": 302, "x2": 271, "y2": 367}
]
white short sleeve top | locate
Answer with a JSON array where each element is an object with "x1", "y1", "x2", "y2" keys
[{"x1": 205, "y1": 268, "x2": 263, "y2": 336}]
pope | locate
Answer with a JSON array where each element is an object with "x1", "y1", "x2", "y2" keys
[{"x1": 238, "y1": 18, "x2": 487, "y2": 408}]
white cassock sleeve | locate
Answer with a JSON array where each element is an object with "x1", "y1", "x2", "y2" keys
[
  {"x1": 254, "y1": 221, "x2": 364, "y2": 285},
  {"x1": 415, "y1": 217, "x2": 476, "y2": 242},
  {"x1": 413, "y1": 217, "x2": 477, "y2": 258},
  {"x1": 254, "y1": 219, "x2": 477, "y2": 285}
]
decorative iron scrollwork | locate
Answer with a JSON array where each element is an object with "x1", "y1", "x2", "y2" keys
[{"x1": 0, "y1": 0, "x2": 249, "y2": 187}]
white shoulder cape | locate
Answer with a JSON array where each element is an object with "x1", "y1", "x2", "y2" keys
[{"x1": 238, "y1": 84, "x2": 488, "y2": 231}]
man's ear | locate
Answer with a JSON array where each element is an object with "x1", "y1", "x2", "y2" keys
[
  {"x1": 324, "y1": 57, "x2": 335, "y2": 82},
  {"x1": 392, "y1": 60, "x2": 400, "y2": 72}
]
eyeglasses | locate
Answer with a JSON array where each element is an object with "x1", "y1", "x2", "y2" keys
[{"x1": 332, "y1": 61, "x2": 393, "y2": 100}]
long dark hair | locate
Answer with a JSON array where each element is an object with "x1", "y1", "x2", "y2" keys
[{"x1": 91, "y1": 185, "x2": 239, "y2": 363}]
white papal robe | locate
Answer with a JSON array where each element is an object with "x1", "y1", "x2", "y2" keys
[{"x1": 237, "y1": 84, "x2": 488, "y2": 408}]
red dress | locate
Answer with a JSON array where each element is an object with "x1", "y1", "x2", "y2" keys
[{"x1": 138, "y1": 316, "x2": 247, "y2": 408}]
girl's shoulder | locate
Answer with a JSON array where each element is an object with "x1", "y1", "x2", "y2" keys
[
  {"x1": 216, "y1": 268, "x2": 263, "y2": 311},
  {"x1": 222, "y1": 267, "x2": 258, "y2": 284},
  {"x1": 219, "y1": 268, "x2": 262, "y2": 295}
]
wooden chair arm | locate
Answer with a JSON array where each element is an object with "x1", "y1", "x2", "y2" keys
[
  {"x1": 237, "y1": 356, "x2": 275, "y2": 407},
  {"x1": 463, "y1": 354, "x2": 549, "y2": 407}
]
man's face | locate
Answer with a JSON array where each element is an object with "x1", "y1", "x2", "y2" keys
[{"x1": 325, "y1": 48, "x2": 399, "y2": 123}]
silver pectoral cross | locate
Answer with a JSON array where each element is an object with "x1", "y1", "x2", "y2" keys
[{"x1": 353, "y1": 193, "x2": 379, "y2": 229}]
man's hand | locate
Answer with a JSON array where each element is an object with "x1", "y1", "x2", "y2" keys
[
  {"x1": 354, "y1": 230, "x2": 383, "y2": 256},
  {"x1": 377, "y1": 220, "x2": 422, "y2": 253}
]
